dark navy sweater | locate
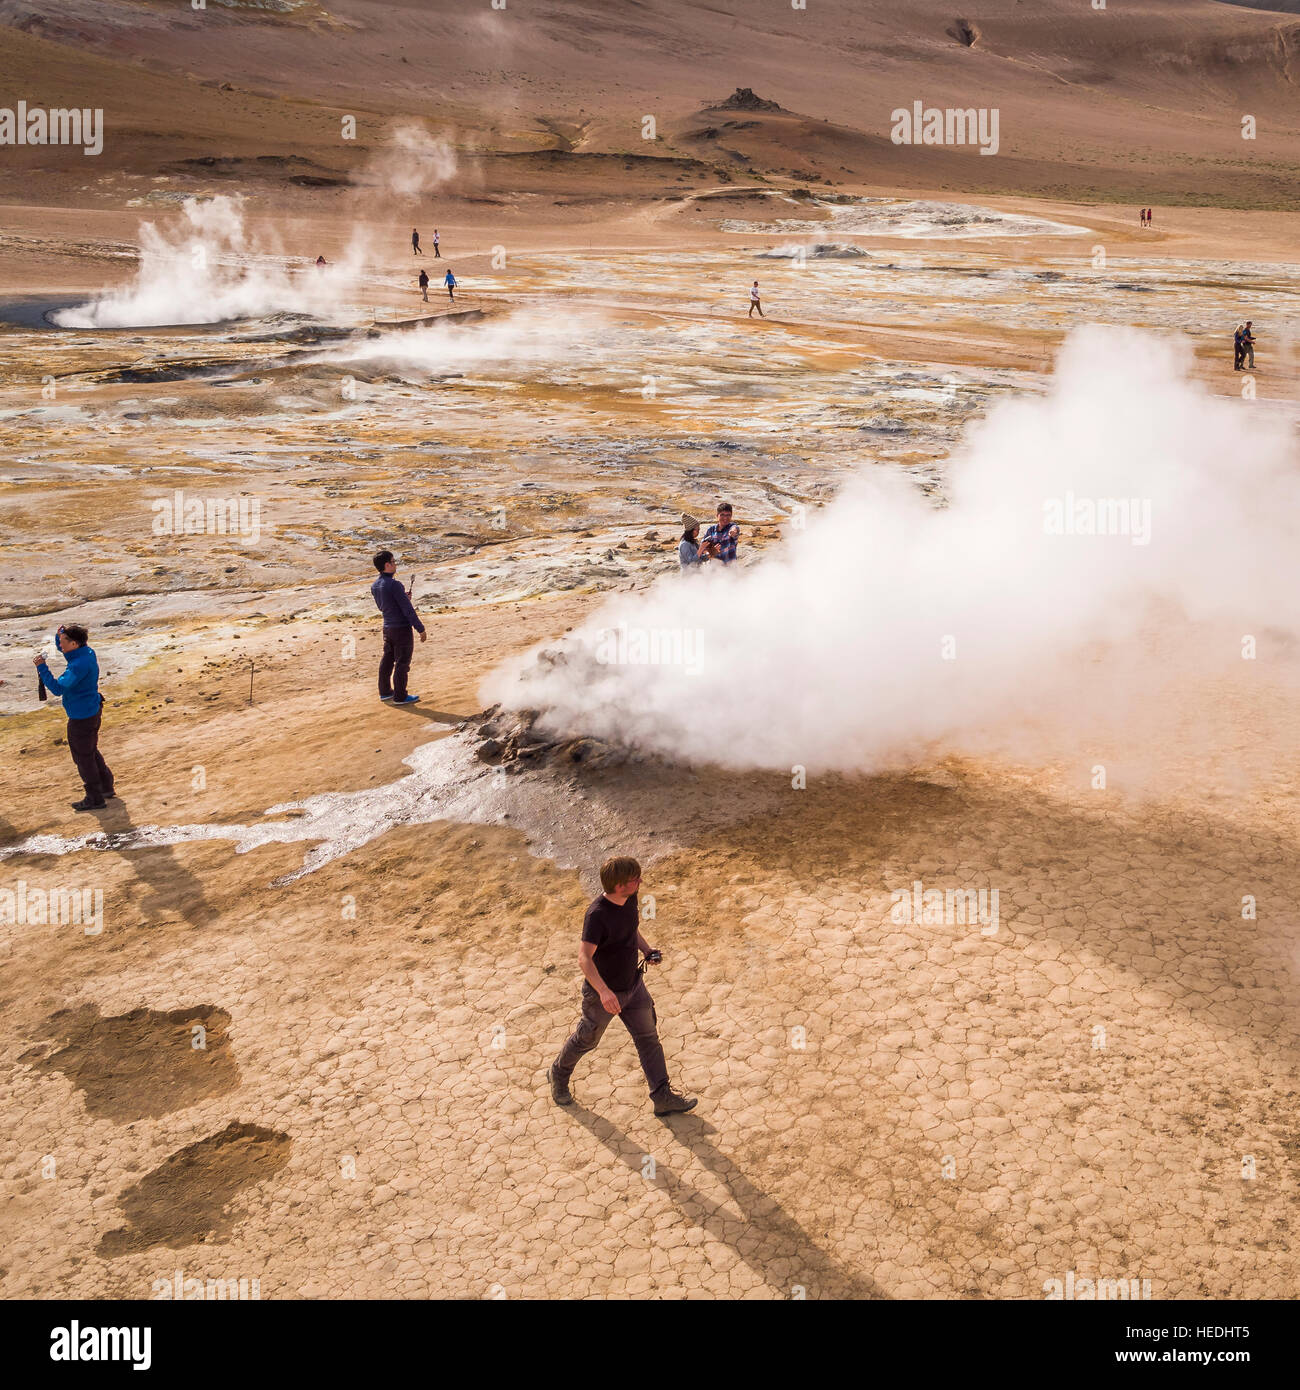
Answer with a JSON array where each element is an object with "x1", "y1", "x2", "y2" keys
[{"x1": 370, "y1": 573, "x2": 425, "y2": 632}]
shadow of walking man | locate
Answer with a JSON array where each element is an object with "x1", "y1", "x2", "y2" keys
[{"x1": 565, "y1": 1105, "x2": 889, "y2": 1299}]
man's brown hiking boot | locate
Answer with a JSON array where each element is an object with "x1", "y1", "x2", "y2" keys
[
  {"x1": 651, "y1": 1085, "x2": 697, "y2": 1117},
  {"x1": 547, "y1": 1065, "x2": 573, "y2": 1106}
]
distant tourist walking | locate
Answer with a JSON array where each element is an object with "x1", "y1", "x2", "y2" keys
[
  {"x1": 412, "y1": 228, "x2": 422, "y2": 255},
  {"x1": 548, "y1": 857, "x2": 697, "y2": 1116},
  {"x1": 418, "y1": 268, "x2": 429, "y2": 302},
  {"x1": 749, "y1": 280, "x2": 764, "y2": 317},
  {"x1": 444, "y1": 268, "x2": 456, "y2": 302},
  {"x1": 1240, "y1": 320, "x2": 1256, "y2": 370},
  {"x1": 35, "y1": 624, "x2": 115, "y2": 811},
  {"x1": 1146, "y1": 207, "x2": 1154, "y2": 227},
  {"x1": 1233, "y1": 323, "x2": 1245, "y2": 370},
  {"x1": 433, "y1": 229, "x2": 441, "y2": 258},
  {"x1": 1139, "y1": 208, "x2": 1147, "y2": 228},
  {"x1": 370, "y1": 550, "x2": 425, "y2": 705}
]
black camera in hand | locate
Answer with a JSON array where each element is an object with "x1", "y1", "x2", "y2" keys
[{"x1": 646, "y1": 949, "x2": 663, "y2": 965}]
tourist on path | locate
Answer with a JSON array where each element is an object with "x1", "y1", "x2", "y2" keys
[
  {"x1": 35, "y1": 624, "x2": 115, "y2": 811},
  {"x1": 549, "y1": 857, "x2": 696, "y2": 1116},
  {"x1": 370, "y1": 550, "x2": 425, "y2": 705},
  {"x1": 1240, "y1": 321, "x2": 1256, "y2": 370}
]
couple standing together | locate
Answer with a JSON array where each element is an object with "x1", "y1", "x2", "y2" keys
[{"x1": 679, "y1": 502, "x2": 739, "y2": 570}]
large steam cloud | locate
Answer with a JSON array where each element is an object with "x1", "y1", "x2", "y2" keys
[
  {"x1": 51, "y1": 195, "x2": 362, "y2": 328},
  {"x1": 50, "y1": 118, "x2": 459, "y2": 332},
  {"x1": 483, "y1": 327, "x2": 1300, "y2": 773}
]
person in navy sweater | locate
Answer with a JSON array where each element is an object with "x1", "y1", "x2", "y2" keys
[
  {"x1": 370, "y1": 550, "x2": 426, "y2": 705},
  {"x1": 34, "y1": 624, "x2": 116, "y2": 811}
]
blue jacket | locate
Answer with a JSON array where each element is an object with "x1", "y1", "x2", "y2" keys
[
  {"x1": 371, "y1": 573, "x2": 425, "y2": 632},
  {"x1": 38, "y1": 644, "x2": 103, "y2": 719}
]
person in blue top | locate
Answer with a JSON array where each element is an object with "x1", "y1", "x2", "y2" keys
[
  {"x1": 444, "y1": 268, "x2": 456, "y2": 303},
  {"x1": 371, "y1": 550, "x2": 425, "y2": 704},
  {"x1": 34, "y1": 623, "x2": 116, "y2": 810}
]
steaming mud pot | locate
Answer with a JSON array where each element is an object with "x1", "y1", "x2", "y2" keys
[
  {"x1": 486, "y1": 327, "x2": 1300, "y2": 776},
  {"x1": 0, "y1": 711, "x2": 788, "y2": 888}
]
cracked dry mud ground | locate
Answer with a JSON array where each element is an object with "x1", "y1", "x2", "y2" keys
[{"x1": 2, "y1": 610, "x2": 1298, "y2": 1300}]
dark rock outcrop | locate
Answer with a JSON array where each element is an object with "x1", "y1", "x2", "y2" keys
[
  {"x1": 708, "y1": 88, "x2": 784, "y2": 113},
  {"x1": 467, "y1": 701, "x2": 629, "y2": 771}
]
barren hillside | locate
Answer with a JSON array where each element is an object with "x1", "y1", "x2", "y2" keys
[{"x1": 1, "y1": 0, "x2": 1297, "y2": 207}]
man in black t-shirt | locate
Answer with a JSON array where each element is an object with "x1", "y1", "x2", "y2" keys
[{"x1": 549, "y1": 856, "x2": 697, "y2": 1116}]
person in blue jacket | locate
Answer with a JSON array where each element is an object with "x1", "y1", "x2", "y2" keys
[
  {"x1": 34, "y1": 624, "x2": 116, "y2": 810},
  {"x1": 444, "y1": 268, "x2": 456, "y2": 302},
  {"x1": 371, "y1": 550, "x2": 425, "y2": 705}
]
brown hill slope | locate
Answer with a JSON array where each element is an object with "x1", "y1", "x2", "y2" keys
[{"x1": 0, "y1": 0, "x2": 1297, "y2": 207}]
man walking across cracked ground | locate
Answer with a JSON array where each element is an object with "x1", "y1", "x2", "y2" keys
[{"x1": 549, "y1": 856, "x2": 697, "y2": 1117}]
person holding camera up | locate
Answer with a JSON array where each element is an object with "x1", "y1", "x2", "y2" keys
[
  {"x1": 34, "y1": 624, "x2": 116, "y2": 811},
  {"x1": 371, "y1": 549, "x2": 425, "y2": 705},
  {"x1": 548, "y1": 856, "x2": 697, "y2": 1116}
]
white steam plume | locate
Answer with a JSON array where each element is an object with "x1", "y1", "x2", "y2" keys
[
  {"x1": 483, "y1": 327, "x2": 1300, "y2": 774},
  {"x1": 354, "y1": 123, "x2": 458, "y2": 199},
  {"x1": 314, "y1": 308, "x2": 596, "y2": 373},
  {"x1": 52, "y1": 195, "x2": 366, "y2": 328}
]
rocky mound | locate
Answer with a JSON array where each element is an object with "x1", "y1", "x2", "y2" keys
[
  {"x1": 467, "y1": 701, "x2": 630, "y2": 772},
  {"x1": 708, "y1": 88, "x2": 785, "y2": 113}
]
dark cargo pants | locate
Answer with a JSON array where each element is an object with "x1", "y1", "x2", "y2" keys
[
  {"x1": 66, "y1": 712, "x2": 113, "y2": 798},
  {"x1": 379, "y1": 625, "x2": 415, "y2": 700},
  {"x1": 553, "y1": 978, "x2": 669, "y2": 1095}
]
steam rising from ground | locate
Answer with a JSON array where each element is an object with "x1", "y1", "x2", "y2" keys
[
  {"x1": 318, "y1": 308, "x2": 596, "y2": 373},
  {"x1": 54, "y1": 123, "x2": 460, "y2": 329},
  {"x1": 485, "y1": 327, "x2": 1300, "y2": 773},
  {"x1": 52, "y1": 195, "x2": 363, "y2": 328},
  {"x1": 355, "y1": 123, "x2": 458, "y2": 199}
]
